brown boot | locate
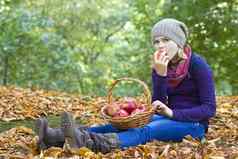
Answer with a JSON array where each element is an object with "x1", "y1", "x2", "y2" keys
[
  {"x1": 35, "y1": 118, "x2": 64, "y2": 150},
  {"x1": 61, "y1": 112, "x2": 78, "y2": 148},
  {"x1": 61, "y1": 112, "x2": 94, "y2": 148},
  {"x1": 61, "y1": 112, "x2": 120, "y2": 153}
]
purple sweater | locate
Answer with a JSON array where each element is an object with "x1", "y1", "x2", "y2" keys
[{"x1": 152, "y1": 53, "x2": 216, "y2": 131}]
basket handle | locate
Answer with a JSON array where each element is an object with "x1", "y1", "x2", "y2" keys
[{"x1": 107, "y1": 78, "x2": 152, "y2": 109}]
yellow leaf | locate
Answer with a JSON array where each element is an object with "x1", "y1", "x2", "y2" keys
[
  {"x1": 43, "y1": 147, "x2": 63, "y2": 158},
  {"x1": 71, "y1": 147, "x2": 92, "y2": 156}
]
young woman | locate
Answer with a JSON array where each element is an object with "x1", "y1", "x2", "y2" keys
[{"x1": 35, "y1": 18, "x2": 216, "y2": 153}]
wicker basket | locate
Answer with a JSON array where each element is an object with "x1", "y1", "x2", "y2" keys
[{"x1": 101, "y1": 78, "x2": 155, "y2": 130}]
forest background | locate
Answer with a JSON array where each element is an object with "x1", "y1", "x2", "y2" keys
[{"x1": 1, "y1": 0, "x2": 238, "y2": 96}]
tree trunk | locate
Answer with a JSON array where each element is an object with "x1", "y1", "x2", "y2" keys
[{"x1": 3, "y1": 55, "x2": 9, "y2": 85}]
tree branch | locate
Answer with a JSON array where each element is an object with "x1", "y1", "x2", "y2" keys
[{"x1": 104, "y1": 22, "x2": 126, "y2": 42}]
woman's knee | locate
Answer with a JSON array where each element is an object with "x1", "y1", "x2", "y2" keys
[
  {"x1": 88, "y1": 124, "x2": 119, "y2": 133},
  {"x1": 148, "y1": 120, "x2": 205, "y2": 141},
  {"x1": 189, "y1": 123, "x2": 205, "y2": 139}
]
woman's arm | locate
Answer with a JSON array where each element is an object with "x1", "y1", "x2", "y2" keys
[
  {"x1": 151, "y1": 69, "x2": 168, "y2": 104},
  {"x1": 172, "y1": 57, "x2": 216, "y2": 122}
]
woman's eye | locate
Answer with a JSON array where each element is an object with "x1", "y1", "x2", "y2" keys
[
  {"x1": 163, "y1": 38, "x2": 169, "y2": 42},
  {"x1": 154, "y1": 40, "x2": 160, "y2": 44}
]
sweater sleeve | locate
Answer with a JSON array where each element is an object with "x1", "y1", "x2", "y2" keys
[
  {"x1": 172, "y1": 57, "x2": 216, "y2": 122},
  {"x1": 151, "y1": 69, "x2": 168, "y2": 104}
]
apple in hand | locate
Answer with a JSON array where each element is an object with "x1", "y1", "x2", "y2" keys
[
  {"x1": 156, "y1": 52, "x2": 161, "y2": 60},
  {"x1": 156, "y1": 49, "x2": 167, "y2": 60}
]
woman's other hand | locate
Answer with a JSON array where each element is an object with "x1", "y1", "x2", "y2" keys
[{"x1": 152, "y1": 100, "x2": 173, "y2": 118}]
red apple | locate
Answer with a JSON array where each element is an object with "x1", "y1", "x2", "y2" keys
[
  {"x1": 156, "y1": 49, "x2": 167, "y2": 60},
  {"x1": 156, "y1": 52, "x2": 161, "y2": 60},
  {"x1": 121, "y1": 97, "x2": 137, "y2": 114},
  {"x1": 114, "y1": 109, "x2": 129, "y2": 117},
  {"x1": 137, "y1": 105, "x2": 146, "y2": 112},
  {"x1": 105, "y1": 104, "x2": 120, "y2": 117},
  {"x1": 131, "y1": 108, "x2": 145, "y2": 116}
]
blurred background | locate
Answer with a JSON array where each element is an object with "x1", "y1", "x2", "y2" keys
[{"x1": 0, "y1": 0, "x2": 237, "y2": 96}]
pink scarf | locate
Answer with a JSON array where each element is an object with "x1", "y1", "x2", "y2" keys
[{"x1": 167, "y1": 45, "x2": 192, "y2": 88}]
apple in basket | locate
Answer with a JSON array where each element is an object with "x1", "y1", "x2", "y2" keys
[
  {"x1": 131, "y1": 105, "x2": 146, "y2": 115},
  {"x1": 105, "y1": 104, "x2": 120, "y2": 117},
  {"x1": 114, "y1": 109, "x2": 129, "y2": 117},
  {"x1": 138, "y1": 104, "x2": 146, "y2": 112},
  {"x1": 120, "y1": 97, "x2": 137, "y2": 114}
]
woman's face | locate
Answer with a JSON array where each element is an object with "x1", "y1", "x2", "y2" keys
[{"x1": 153, "y1": 36, "x2": 179, "y2": 61}]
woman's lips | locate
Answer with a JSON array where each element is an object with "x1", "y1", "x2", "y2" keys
[{"x1": 156, "y1": 49, "x2": 168, "y2": 60}]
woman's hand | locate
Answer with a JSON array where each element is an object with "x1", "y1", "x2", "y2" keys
[
  {"x1": 152, "y1": 50, "x2": 169, "y2": 76},
  {"x1": 152, "y1": 100, "x2": 173, "y2": 118}
]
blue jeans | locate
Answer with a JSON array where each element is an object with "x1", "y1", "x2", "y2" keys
[{"x1": 88, "y1": 114, "x2": 205, "y2": 149}]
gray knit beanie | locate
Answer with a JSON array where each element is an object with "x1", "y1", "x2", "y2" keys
[{"x1": 151, "y1": 18, "x2": 189, "y2": 48}]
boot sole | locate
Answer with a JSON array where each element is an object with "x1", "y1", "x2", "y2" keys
[
  {"x1": 61, "y1": 112, "x2": 74, "y2": 137},
  {"x1": 61, "y1": 112, "x2": 78, "y2": 147}
]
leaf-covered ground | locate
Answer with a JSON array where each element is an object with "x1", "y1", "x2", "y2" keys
[{"x1": 0, "y1": 86, "x2": 237, "y2": 159}]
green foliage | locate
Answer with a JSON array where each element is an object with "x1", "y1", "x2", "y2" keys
[
  {"x1": 130, "y1": 0, "x2": 238, "y2": 95},
  {"x1": 164, "y1": 0, "x2": 238, "y2": 95},
  {"x1": 0, "y1": 0, "x2": 237, "y2": 95}
]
